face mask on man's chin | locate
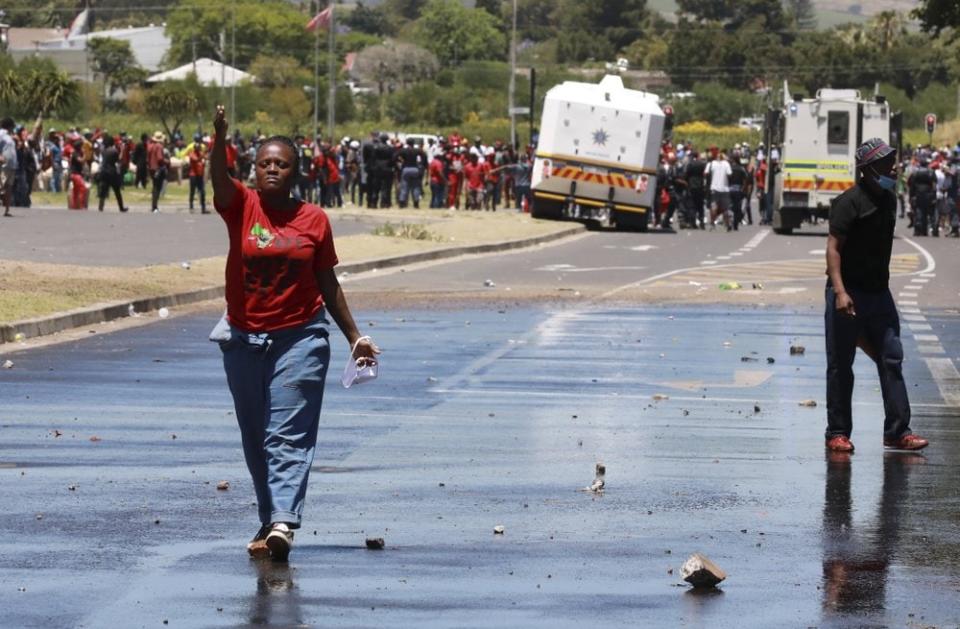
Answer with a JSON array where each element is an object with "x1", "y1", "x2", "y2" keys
[{"x1": 867, "y1": 167, "x2": 897, "y2": 192}]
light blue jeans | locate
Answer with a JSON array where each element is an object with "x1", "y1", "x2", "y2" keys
[{"x1": 216, "y1": 312, "x2": 331, "y2": 528}]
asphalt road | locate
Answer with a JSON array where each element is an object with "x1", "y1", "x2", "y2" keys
[
  {"x1": 2, "y1": 216, "x2": 959, "y2": 628},
  {"x1": 1, "y1": 206, "x2": 384, "y2": 267}
]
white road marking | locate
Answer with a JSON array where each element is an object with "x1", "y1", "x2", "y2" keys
[
  {"x1": 899, "y1": 292, "x2": 918, "y2": 298},
  {"x1": 914, "y1": 334, "x2": 939, "y2": 342},
  {"x1": 903, "y1": 237, "x2": 936, "y2": 274},
  {"x1": 902, "y1": 314, "x2": 927, "y2": 322},
  {"x1": 924, "y1": 358, "x2": 960, "y2": 406},
  {"x1": 904, "y1": 285, "x2": 924, "y2": 292},
  {"x1": 908, "y1": 323, "x2": 933, "y2": 331},
  {"x1": 716, "y1": 256, "x2": 732, "y2": 260},
  {"x1": 700, "y1": 260, "x2": 717, "y2": 266},
  {"x1": 918, "y1": 344, "x2": 946, "y2": 355},
  {"x1": 898, "y1": 300, "x2": 918, "y2": 306},
  {"x1": 913, "y1": 278, "x2": 930, "y2": 284},
  {"x1": 809, "y1": 249, "x2": 825, "y2": 255},
  {"x1": 744, "y1": 229, "x2": 772, "y2": 249},
  {"x1": 900, "y1": 307, "x2": 921, "y2": 314},
  {"x1": 729, "y1": 252, "x2": 743, "y2": 257},
  {"x1": 630, "y1": 245, "x2": 658, "y2": 252}
]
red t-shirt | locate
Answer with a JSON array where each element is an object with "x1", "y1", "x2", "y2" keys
[
  {"x1": 188, "y1": 150, "x2": 205, "y2": 177},
  {"x1": 429, "y1": 158, "x2": 444, "y2": 184},
  {"x1": 325, "y1": 156, "x2": 340, "y2": 184},
  {"x1": 464, "y1": 162, "x2": 484, "y2": 190},
  {"x1": 216, "y1": 178, "x2": 339, "y2": 332}
]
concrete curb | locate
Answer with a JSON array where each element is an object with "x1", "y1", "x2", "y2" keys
[{"x1": 0, "y1": 223, "x2": 585, "y2": 344}]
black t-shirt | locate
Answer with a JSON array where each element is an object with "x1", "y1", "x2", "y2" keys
[
  {"x1": 398, "y1": 146, "x2": 422, "y2": 169},
  {"x1": 101, "y1": 146, "x2": 120, "y2": 177},
  {"x1": 685, "y1": 159, "x2": 706, "y2": 190},
  {"x1": 829, "y1": 181, "x2": 896, "y2": 293}
]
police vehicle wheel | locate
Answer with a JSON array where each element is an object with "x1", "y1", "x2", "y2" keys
[
  {"x1": 773, "y1": 227, "x2": 793, "y2": 235},
  {"x1": 531, "y1": 197, "x2": 563, "y2": 220}
]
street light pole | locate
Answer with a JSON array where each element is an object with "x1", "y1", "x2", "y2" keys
[
  {"x1": 509, "y1": 0, "x2": 517, "y2": 149},
  {"x1": 230, "y1": 0, "x2": 236, "y2": 131},
  {"x1": 327, "y1": 0, "x2": 336, "y2": 142}
]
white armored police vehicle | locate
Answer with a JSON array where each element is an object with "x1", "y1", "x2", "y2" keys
[
  {"x1": 531, "y1": 75, "x2": 666, "y2": 231},
  {"x1": 767, "y1": 82, "x2": 902, "y2": 234}
]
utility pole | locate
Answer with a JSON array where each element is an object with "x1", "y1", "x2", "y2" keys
[
  {"x1": 312, "y1": 3, "x2": 320, "y2": 141},
  {"x1": 230, "y1": 0, "x2": 236, "y2": 131},
  {"x1": 327, "y1": 0, "x2": 336, "y2": 142},
  {"x1": 508, "y1": 0, "x2": 517, "y2": 149}
]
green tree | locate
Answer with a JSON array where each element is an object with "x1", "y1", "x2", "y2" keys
[
  {"x1": 344, "y1": 1, "x2": 394, "y2": 36},
  {"x1": 384, "y1": 0, "x2": 429, "y2": 21},
  {"x1": 515, "y1": 0, "x2": 556, "y2": 42},
  {"x1": 475, "y1": 0, "x2": 504, "y2": 18},
  {"x1": 415, "y1": 0, "x2": 507, "y2": 65},
  {"x1": 248, "y1": 54, "x2": 312, "y2": 89},
  {"x1": 913, "y1": 0, "x2": 960, "y2": 37},
  {"x1": 165, "y1": 0, "x2": 314, "y2": 68},
  {"x1": 785, "y1": 0, "x2": 817, "y2": 30},
  {"x1": 144, "y1": 80, "x2": 203, "y2": 138},
  {"x1": 552, "y1": 0, "x2": 648, "y2": 63},
  {"x1": 676, "y1": 0, "x2": 786, "y2": 31},
  {"x1": 88, "y1": 38, "x2": 148, "y2": 100}
]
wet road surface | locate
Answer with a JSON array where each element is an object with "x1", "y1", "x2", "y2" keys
[{"x1": 2, "y1": 302, "x2": 959, "y2": 628}]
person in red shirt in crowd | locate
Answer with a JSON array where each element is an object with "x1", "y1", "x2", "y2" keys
[
  {"x1": 147, "y1": 131, "x2": 169, "y2": 213},
  {"x1": 429, "y1": 151, "x2": 445, "y2": 208},
  {"x1": 188, "y1": 139, "x2": 208, "y2": 213},
  {"x1": 755, "y1": 156, "x2": 769, "y2": 225},
  {"x1": 210, "y1": 105, "x2": 377, "y2": 562},
  {"x1": 483, "y1": 150, "x2": 499, "y2": 211},
  {"x1": 68, "y1": 139, "x2": 88, "y2": 210},
  {"x1": 463, "y1": 152, "x2": 485, "y2": 210},
  {"x1": 312, "y1": 147, "x2": 328, "y2": 206},
  {"x1": 324, "y1": 146, "x2": 342, "y2": 207},
  {"x1": 446, "y1": 145, "x2": 464, "y2": 209}
]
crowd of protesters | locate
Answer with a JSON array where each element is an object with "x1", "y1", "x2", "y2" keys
[
  {"x1": 653, "y1": 138, "x2": 960, "y2": 237},
  {"x1": 3, "y1": 110, "x2": 958, "y2": 238},
  {"x1": 0, "y1": 119, "x2": 536, "y2": 217},
  {"x1": 653, "y1": 140, "x2": 779, "y2": 232}
]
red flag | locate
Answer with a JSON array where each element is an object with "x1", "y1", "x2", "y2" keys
[{"x1": 306, "y1": 5, "x2": 333, "y2": 31}]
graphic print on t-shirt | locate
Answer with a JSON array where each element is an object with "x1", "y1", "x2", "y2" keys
[{"x1": 249, "y1": 222, "x2": 275, "y2": 249}]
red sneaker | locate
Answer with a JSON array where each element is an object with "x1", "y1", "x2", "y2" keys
[
  {"x1": 883, "y1": 434, "x2": 929, "y2": 451},
  {"x1": 826, "y1": 435, "x2": 855, "y2": 452}
]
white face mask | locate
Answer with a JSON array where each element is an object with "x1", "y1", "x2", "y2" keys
[{"x1": 341, "y1": 336, "x2": 378, "y2": 388}]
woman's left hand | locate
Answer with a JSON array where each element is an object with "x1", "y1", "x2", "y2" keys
[{"x1": 352, "y1": 337, "x2": 381, "y2": 367}]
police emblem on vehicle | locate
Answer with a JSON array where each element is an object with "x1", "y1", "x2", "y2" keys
[{"x1": 592, "y1": 129, "x2": 609, "y2": 146}]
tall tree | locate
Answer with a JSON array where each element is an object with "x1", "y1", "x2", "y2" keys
[
  {"x1": 144, "y1": 81, "x2": 202, "y2": 138},
  {"x1": 88, "y1": 38, "x2": 148, "y2": 100},
  {"x1": 552, "y1": 0, "x2": 648, "y2": 63},
  {"x1": 785, "y1": 0, "x2": 817, "y2": 31},
  {"x1": 343, "y1": 1, "x2": 394, "y2": 36},
  {"x1": 913, "y1": 0, "x2": 960, "y2": 37},
  {"x1": 414, "y1": 0, "x2": 507, "y2": 65},
  {"x1": 165, "y1": 0, "x2": 314, "y2": 68}
]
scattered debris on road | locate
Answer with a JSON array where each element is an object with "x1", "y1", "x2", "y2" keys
[
  {"x1": 799, "y1": 399, "x2": 818, "y2": 407},
  {"x1": 181, "y1": 261, "x2": 191, "y2": 270},
  {"x1": 365, "y1": 537, "x2": 385, "y2": 550},
  {"x1": 89, "y1": 435, "x2": 102, "y2": 442},
  {"x1": 681, "y1": 553, "x2": 727, "y2": 589},
  {"x1": 2, "y1": 359, "x2": 13, "y2": 369},
  {"x1": 493, "y1": 525, "x2": 505, "y2": 535},
  {"x1": 484, "y1": 279, "x2": 496, "y2": 288},
  {"x1": 741, "y1": 356, "x2": 758, "y2": 363},
  {"x1": 754, "y1": 405, "x2": 761, "y2": 413},
  {"x1": 158, "y1": 307, "x2": 170, "y2": 319},
  {"x1": 216, "y1": 480, "x2": 230, "y2": 491},
  {"x1": 766, "y1": 357, "x2": 775, "y2": 364},
  {"x1": 790, "y1": 345, "x2": 806, "y2": 356},
  {"x1": 653, "y1": 394, "x2": 670, "y2": 401},
  {"x1": 719, "y1": 282, "x2": 742, "y2": 291},
  {"x1": 752, "y1": 283, "x2": 764, "y2": 290}
]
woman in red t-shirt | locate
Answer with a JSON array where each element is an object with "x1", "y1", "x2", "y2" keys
[{"x1": 210, "y1": 105, "x2": 379, "y2": 561}]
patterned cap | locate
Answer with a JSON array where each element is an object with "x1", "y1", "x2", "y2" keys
[{"x1": 856, "y1": 138, "x2": 895, "y2": 167}]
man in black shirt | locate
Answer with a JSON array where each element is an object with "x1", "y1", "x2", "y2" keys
[
  {"x1": 97, "y1": 134, "x2": 127, "y2": 212},
  {"x1": 824, "y1": 138, "x2": 928, "y2": 453}
]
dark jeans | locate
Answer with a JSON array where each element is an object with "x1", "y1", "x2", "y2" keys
[
  {"x1": 730, "y1": 189, "x2": 743, "y2": 230},
  {"x1": 135, "y1": 162, "x2": 148, "y2": 188},
  {"x1": 687, "y1": 188, "x2": 705, "y2": 227},
  {"x1": 189, "y1": 175, "x2": 206, "y2": 211},
  {"x1": 913, "y1": 191, "x2": 935, "y2": 236},
  {"x1": 824, "y1": 285, "x2": 911, "y2": 440},
  {"x1": 97, "y1": 173, "x2": 124, "y2": 211},
  {"x1": 150, "y1": 168, "x2": 166, "y2": 211},
  {"x1": 430, "y1": 181, "x2": 445, "y2": 208}
]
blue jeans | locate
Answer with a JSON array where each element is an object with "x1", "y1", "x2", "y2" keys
[
  {"x1": 398, "y1": 167, "x2": 422, "y2": 207},
  {"x1": 430, "y1": 182, "x2": 445, "y2": 208},
  {"x1": 218, "y1": 312, "x2": 331, "y2": 528},
  {"x1": 824, "y1": 286, "x2": 911, "y2": 440}
]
